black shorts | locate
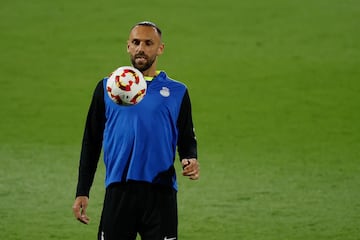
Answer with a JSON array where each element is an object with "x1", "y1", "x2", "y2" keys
[{"x1": 98, "y1": 181, "x2": 178, "y2": 240}]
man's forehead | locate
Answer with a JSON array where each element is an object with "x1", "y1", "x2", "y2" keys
[{"x1": 129, "y1": 26, "x2": 161, "y2": 40}]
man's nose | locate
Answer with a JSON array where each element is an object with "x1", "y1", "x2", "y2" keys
[{"x1": 136, "y1": 42, "x2": 145, "y2": 52}]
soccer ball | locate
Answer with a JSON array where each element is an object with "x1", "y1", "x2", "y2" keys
[{"x1": 106, "y1": 66, "x2": 147, "y2": 105}]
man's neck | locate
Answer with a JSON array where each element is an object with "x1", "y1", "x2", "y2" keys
[{"x1": 142, "y1": 69, "x2": 157, "y2": 78}]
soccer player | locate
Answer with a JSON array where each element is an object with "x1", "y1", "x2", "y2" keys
[{"x1": 72, "y1": 21, "x2": 200, "y2": 240}]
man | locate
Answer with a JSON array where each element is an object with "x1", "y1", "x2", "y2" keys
[{"x1": 72, "y1": 21, "x2": 200, "y2": 240}]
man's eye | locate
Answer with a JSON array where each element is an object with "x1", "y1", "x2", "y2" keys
[{"x1": 132, "y1": 40, "x2": 140, "y2": 45}]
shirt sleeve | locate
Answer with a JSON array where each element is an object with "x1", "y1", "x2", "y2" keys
[
  {"x1": 75, "y1": 80, "x2": 106, "y2": 197},
  {"x1": 177, "y1": 89, "x2": 198, "y2": 160}
]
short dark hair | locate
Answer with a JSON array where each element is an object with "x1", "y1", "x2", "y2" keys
[{"x1": 132, "y1": 21, "x2": 162, "y2": 37}]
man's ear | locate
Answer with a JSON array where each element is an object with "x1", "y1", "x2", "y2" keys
[
  {"x1": 157, "y1": 43, "x2": 165, "y2": 55},
  {"x1": 126, "y1": 41, "x2": 130, "y2": 53}
]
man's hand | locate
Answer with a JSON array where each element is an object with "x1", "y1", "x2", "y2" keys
[
  {"x1": 72, "y1": 196, "x2": 90, "y2": 224},
  {"x1": 181, "y1": 158, "x2": 200, "y2": 180}
]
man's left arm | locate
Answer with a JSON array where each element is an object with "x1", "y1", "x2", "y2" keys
[{"x1": 177, "y1": 89, "x2": 200, "y2": 180}]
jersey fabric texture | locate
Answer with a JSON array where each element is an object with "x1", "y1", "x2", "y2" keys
[
  {"x1": 103, "y1": 71, "x2": 186, "y2": 190},
  {"x1": 75, "y1": 71, "x2": 197, "y2": 197}
]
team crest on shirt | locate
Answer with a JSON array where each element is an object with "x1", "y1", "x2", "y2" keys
[{"x1": 160, "y1": 87, "x2": 170, "y2": 97}]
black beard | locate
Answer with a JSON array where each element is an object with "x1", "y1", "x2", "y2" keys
[{"x1": 130, "y1": 55, "x2": 156, "y2": 72}]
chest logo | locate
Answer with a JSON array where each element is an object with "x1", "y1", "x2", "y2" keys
[{"x1": 160, "y1": 87, "x2": 170, "y2": 97}]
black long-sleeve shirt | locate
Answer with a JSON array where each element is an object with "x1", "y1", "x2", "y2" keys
[{"x1": 76, "y1": 79, "x2": 197, "y2": 197}]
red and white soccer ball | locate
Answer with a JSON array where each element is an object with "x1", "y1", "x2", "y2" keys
[{"x1": 106, "y1": 66, "x2": 147, "y2": 105}]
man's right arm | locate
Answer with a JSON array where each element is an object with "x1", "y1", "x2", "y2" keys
[{"x1": 75, "y1": 80, "x2": 106, "y2": 197}]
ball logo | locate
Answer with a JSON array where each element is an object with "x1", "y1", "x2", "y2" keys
[
  {"x1": 115, "y1": 69, "x2": 140, "y2": 91},
  {"x1": 160, "y1": 87, "x2": 170, "y2": 97}
]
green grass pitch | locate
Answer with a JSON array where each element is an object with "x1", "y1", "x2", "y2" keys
[{"x1": 1, "y1": 0, "x2": 360, "y2": 239}]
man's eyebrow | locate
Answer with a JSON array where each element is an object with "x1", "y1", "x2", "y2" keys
[{"x1": 131, "y1": 38, "x2": 154, "y2": 42}]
